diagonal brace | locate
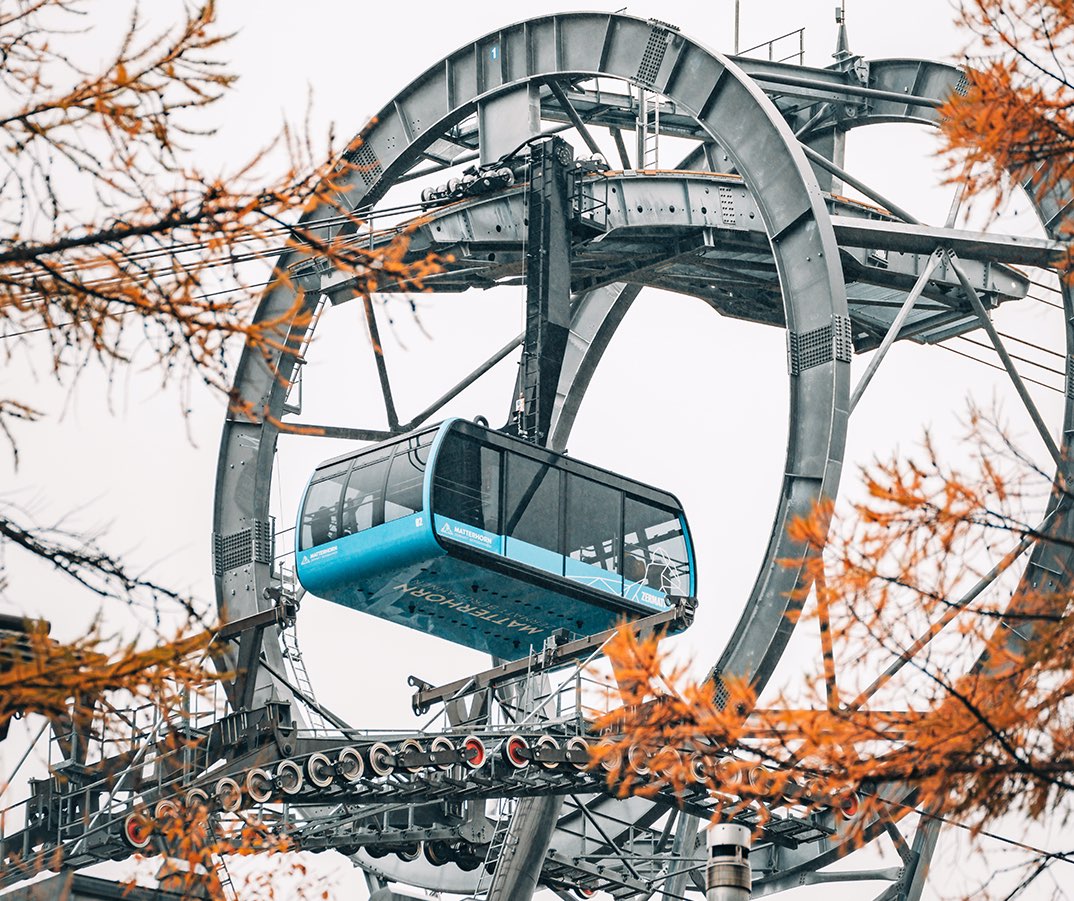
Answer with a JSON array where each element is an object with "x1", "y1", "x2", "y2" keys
[
  {"x1": 363, "y1": 296, "x2": 399, "y2": 431},
  {"x1": 949, "y1": 252, "x2": 1064, "y2": 469},
  {"x1": 850, "y1": 250, "x2": 944, "y2": 412}
]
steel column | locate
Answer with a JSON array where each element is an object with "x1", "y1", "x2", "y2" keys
[{"x1": 512, "y1": 136, "x2": 575, "y2": 444}]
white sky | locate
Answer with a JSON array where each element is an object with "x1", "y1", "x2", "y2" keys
[{"x1": 3, "y1": 1, "x2": 1071, "y2": 898}]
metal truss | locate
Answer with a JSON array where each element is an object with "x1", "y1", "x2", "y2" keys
[
  {"x1": 3, "y1": 9, "x2": 1057, "y2": 901},
  {"x1": 0, "y1": 615, "x2": 837, "y2": 897}
]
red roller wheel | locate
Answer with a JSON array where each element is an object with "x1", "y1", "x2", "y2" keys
[
  {"x1": 462, "y1": 735, "x2": 486, "y2": 770},
  {"x1": 123, "y1": 811, "x2": 153, "y2": 850},
  {"x1": 500, "y1": 734, "x2": 529, "y2": 769},
  {"x1": 837, "y1": 791, "x2": 861, "y2": 820}
]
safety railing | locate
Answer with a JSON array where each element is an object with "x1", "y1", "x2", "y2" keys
[{"x1": 738, "y1": 28, "x2": 806, "y2": 65}]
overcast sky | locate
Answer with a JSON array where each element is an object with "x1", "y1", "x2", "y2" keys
[{"x1": 3, "y1": 1, "x2": 1070, "y2": 898}]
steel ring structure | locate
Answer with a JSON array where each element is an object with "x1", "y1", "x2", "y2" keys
[{"x1": 211, "y1": 12, "x2": 1073, "y2": 900}]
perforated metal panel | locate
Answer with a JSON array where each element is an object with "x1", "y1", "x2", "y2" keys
[
  {"x1": 718, "y1": 186, "x2": 735, "y2": 226},
  {"x1": 635, "y1": 21, "x2": 675, "y2": 87},
  {"x1": 712, "y1": 678, "x2": 730, "y2": 711},
  {"x1": 253, "y1": 519, "x2": 275, "y2": 565},
  {"x1": 953, "y1": 71, "x2": 969, "y2": 97},
  {"x1": 788, "y1": 316, "x2": 852, "y2": 375},
  {"x1": 212, "y1": 520, "x2": 275, "y2": 575},
  {"x1": 833, "y1": 314, "x2": 853, "y2": 362},
  {"x1": 212, "y1": 528, "x2": 251, "y2": 576},
  {"x1": 346, "y1": 143, "x2": 384, "y2": 187}
]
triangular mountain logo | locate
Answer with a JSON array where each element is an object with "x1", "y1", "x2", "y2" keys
[{"x1": 440, "y1": 522, "x2": 453, "y2": 535}]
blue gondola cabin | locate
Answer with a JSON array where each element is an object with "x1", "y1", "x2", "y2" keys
[{"x1": 295, "y1": 419, "x2": 696, "y2": 659}]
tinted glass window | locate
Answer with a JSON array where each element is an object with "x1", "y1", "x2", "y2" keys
[
  {"x1": 300, "y1": 460, "x2": 351, "y2": 550},
  {"x1": 504, "y1": 454, "x2": 560, "y2": 553},
  {"x1": 385, "y1": 434, "x2": 433, "y2": 522},
  {"x1": 623, "y1": 497, "x2": 689, "y2": 594},
  {"x1": 566, "y1": 475, "x2": 621, "y2": 574},
  {"x1": 432, "y1": 432, "x2": 501, "y2": 532},
  {"x1": 341, "y1": 451, "x2": 391, "y2": 536}
]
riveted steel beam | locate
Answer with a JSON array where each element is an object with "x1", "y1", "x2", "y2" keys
[
  {"x1": 212, "y1": 10, "x2": 1074, "y2": 896},
  {"x1": 215, "y1": 15, "x2": 849, "y2": 897},
  {"x1": 216, "y1": 6, "x2": 849, "y2": 737},
  {"x1": 833, "y1": 216, "x2": 1068, "y2": 269}
]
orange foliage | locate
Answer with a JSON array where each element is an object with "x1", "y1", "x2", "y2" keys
[
  {"x1": 0, "y1": 0, "x2": 443, "y2": 446},
  {"x1": 940, "y1": 0, "x2": 1074, "y2": 227},
  {"x1": 593, "y1": 412, "x2": 1074, "y2": 847},
  {"x1": 0, "y1": 4, "x2": 441, "y2": 896},
  {"x1": 0, "y1": 619, "x2": 213, "y2": 735},
  {"x1": 0, "y1": 620, "x2": 343, "y2": 899}
]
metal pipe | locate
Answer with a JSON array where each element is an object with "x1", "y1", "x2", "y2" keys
[
  {"x1": 801, "y1": 144, "x2": 920, "y2": 224},
  {"x1": 485, "y1": 796, "x2": 564, "y2": 901},
  {"x1": 401, "y1": 333, "x2": 523, "y2": 430},
  {"x1": 662, "y1": 814, "x2": 700, "y2": 900},
  {"x1": 950, "y1": 254, "x2": 1064, "y2": 467},
  {"x1": 610, "y1": 126, "x2": 632, "y2": 169},
  {"x1": 905, "y1": 810, "x2": 944, "y2": 901},
  {"x1": 793, "y1": 103, "x2": 831, "y2": 143},
  {"x1": 850, "y1": 250, "x2": 943, "y2": 412},
  {"x1": 739, "y1": 28, "x2": 805, "y2": 56},
  {"x1": 707, "y1": 822, "x2": 751, "y2": 901},
  {"x1": 752, "y1": 70, "x2": 944, "y2": 109},
  {"x1": 0, "y1": 722, "x2": 48, "y2": 800},
  {"x1": 363, "y1": 296, "x2": 399, "y2": 431},
  {"x1": 276, "y1": 423, "x2": 396, "y2": 442},
  {"x1": 548, "y1": 81, "x2": 603, "y2": 157}
]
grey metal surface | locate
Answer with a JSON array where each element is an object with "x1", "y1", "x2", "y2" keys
[
  {"x1": 214, "y1": 14, "x2": 849, "y2": 898},
  {"x1": 323, "y1": 171, "x2": 1027, "y2": 348},
  {"x1": 2, "y1": 874, "x2": 190, "y2": 901},
  {"x1": 215, "y1": 4, "x2": 849, "y2": 755},
  {"x1": 210, "y1": 14, "x2": 1070, "y2": 899},
  {"x1": 831, "y1": 215, "x2": 1067, "y2": 268},
  {"x1": 485, "y1": 796, "x2": 565, "y2": 900}
]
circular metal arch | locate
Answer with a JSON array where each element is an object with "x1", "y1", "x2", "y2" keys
[
  {"x1": 715, "y1": 59, "x2": 1074, "y2": 896},
  {"x1": 208, "y1": 13, "x2": 1074, "y2": 897},
  {"x1": 213, "y1": 11, "x2": 850, "y2": 713}
]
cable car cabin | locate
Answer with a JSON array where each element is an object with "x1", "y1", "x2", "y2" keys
[{"x1": 295, "y1": 419, "x2": 696, "y2": 659}]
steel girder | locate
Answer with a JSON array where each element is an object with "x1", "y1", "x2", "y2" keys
[
  {"x1": 324, "y1": 172, "x2": 1031, "y2": 347},
  {"x1": 210, "y1": 15, "x2": 1073, "y2": 900},
  {"x1": 214, "y1": 6, "x2": 848, "y2": 761},
  {"x1": 215, "y1": 12, "x2": 848, "y2": 897}
]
